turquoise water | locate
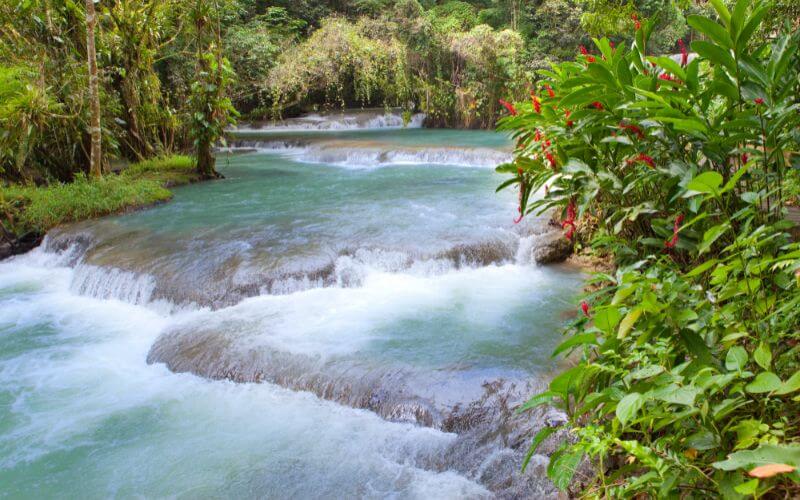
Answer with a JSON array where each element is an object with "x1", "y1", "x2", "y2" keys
[{"x1": 0, "y1": 126, "x2": 580, "y2": 498}]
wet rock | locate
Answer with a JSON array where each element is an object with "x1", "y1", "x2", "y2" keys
[{"x1": 530, "y1": 231, "x2": 573, "y2": 264}]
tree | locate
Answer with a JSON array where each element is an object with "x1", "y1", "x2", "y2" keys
[
  {"x1": 85, "y1": 0, "x2": 102, "y2": 177},
  {"x1": 189, "y1": 1, "x2": 236, "y2": 179}
]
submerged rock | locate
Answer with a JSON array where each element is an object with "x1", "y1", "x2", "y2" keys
[{"x1": 146, "y1": 323, "x2": 567, "y2": 498}]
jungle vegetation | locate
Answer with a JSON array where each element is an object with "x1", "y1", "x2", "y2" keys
[
  {"x1": 6, "y1": 0, "x2": 798, "y2": 184},
  {"x1": 499, "y1": 0, "x2": 800, "y2": 496}
]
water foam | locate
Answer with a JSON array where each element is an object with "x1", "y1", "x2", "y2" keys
[{"x1": 231, "y1": 111, "x2": 426, "y2": 133}]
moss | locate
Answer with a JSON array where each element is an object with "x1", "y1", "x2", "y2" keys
[{"x1": 1, "y1": 155, "x2": 201, "y2": 238}]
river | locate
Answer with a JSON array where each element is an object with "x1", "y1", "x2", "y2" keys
[{"x1": 0, "y1": 112, "x2": 582, "y2": 498}]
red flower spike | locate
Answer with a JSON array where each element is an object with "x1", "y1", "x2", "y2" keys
[
  {"x1": 545, "y1": 151, "x2": 557, "y2": 170},
  {"x1": 755, "y1": 97, "x2": 764, "y2": 105},
  {"x1": 581, "y1": 301, "x2": 591, "y2": 317},
  {"x1": 742, "y1": 153, "x2": 749, "y2": 164},
  {"x1": 626, "y1": 153, "x2": 655, "y2": 168},
  {"x1": 579, "y1": 45, "x2": 589, "y2": 55},
  {"x1": 586, "y1": 55, "x2": 596, "y2": 63},
  {"x1": 544, "y1": 84, "x2": 555, "y2": 99},
  {"x1": 678, "y1": 39, "x2": 688, "y2": 67},
  {"x1": 534, "y1": 129, "x2": 541, "y2": 142},
  {"x1": 591, "y1": 101, "x2": 604, "y2": 110},
  {"x1": 665, "y1": 214, "x2": 684, "y2": 249},
  {"x1": 499, "y1": 99, "x2": 517, "y2": 115},
  {"x1": 532, "y1": 94, "x2": 541, "y2": 113},
  {"x1": 619, "y1": 122, "x2": 645, "y2": 139}
]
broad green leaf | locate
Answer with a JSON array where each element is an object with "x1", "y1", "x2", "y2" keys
[
  {"x1": 617, "y1": 308, "x2": 643, "y2": 339},
  {"x1": 745, "y1": 372, "x2": 782, "y2": 394},
  {"x1": 753, "y1": 342, "x2": 772, "y2": 370},
  {"x1": 714, "y1": 444, "x2": 800, "y2": 471},
  {"x1": 686, "y1": 259, "x2": 718, "y2": 277},
  {"x1": 734, "y1": 479, "x2": 758, "y2": 495},
  {"x1": 698, "y1": 223, "x2": 730, "y2": 254},
  {"x1": 616, "y1": 393, "x2": 644, "y2": 425},
  {"x1": 692, "y1": 41, "x2": 736, "y2": 74},
  {"x1": 649, "y1": 384, "x2": 701, "y2": 406},
  {"x1": 686, "y1": 171, "x2": 723, "y2": 196},
  {"x1": 708, "y1": 0, "x2": 731, "y2": 26},
  {"x1": 630, "y1": 365, "x2": 664, "y2": 380},
  {"x1": 547, "y1": 448, "x2": 584, "y2": 491},
  {"x1": 687, "y1": 15, "x2": 733, "y2": 48},
  {"x1": 517, "y1": 391, "x2": 556, "y2": 412},
  {"x1": 726, "y1": 346, "x2": 748, "y2": 371},
  {"x1": 594, "y1": 306, "x2": 621, "y2": 334},
  {"x1": 552, "y1": 333, "x2": 597, "y2": 357},
  {"x1": 776, "y1": 371, "x2": 800, "y2": 396}
]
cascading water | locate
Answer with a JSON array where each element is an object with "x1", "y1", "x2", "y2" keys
[{"x1": 0, "y1": 121, "x2": 581, "y2": 498}]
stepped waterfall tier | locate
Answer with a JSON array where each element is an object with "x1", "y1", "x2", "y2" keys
[{"x1": 0, "y1": 124, "x2": 581, "y2": 498}]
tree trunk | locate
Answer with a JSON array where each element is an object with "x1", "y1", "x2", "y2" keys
[
  {"x1": 85, "y1": 0, "x2": 102, "y2": 177},
  {"x1": 196, "y1": 136, "x2": 216, "y2": 179}
]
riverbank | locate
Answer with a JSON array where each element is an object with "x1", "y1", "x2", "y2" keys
[{"x1": 0, "y1": 155, "x2": 202, "y2": 259}]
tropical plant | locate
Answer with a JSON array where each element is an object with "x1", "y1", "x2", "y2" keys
[{"x1": 498, "y1": 0, "x2": 800, "y2": 496}]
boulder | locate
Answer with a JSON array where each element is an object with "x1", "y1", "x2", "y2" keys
[{"x1": 530, "y1": 230, "x2": 573, "y2": 264}]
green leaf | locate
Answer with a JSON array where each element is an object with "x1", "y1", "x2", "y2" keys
[
  {"x1": 776, "y1": 371, "x2": 800, "y2": 396},
  {"x1": 594, "y1": 306, "x2": 621, "y2": 334},
  {"x1": 726, "y1": 346, "x2": 748, "y2": 371},
  {"x1": 734, "y1": 479, "x2": 758, "y2": 495},
  {"x1": 522, "y1": 426, "x2": 557, "y2": 472},
  {"x1": 552, "y1": 333, "x2": 597, "y2": 357},
  {"x1": 518, "y1": 391, "x2": 556, "y2": 412},
  {"x1": 630, "y1": 365, "x2": 665, "y2": 380},
  {"x1": 617, "y1": 308, "x2": 643, "y2": 340},
  {"x1": 698, "y1": 223, "x2": 730, "y2": 254},
  {"x1": 547, "y1": 447, "x2": 584, "y2": 491},
  {"x1": 649, "y1": 384, "x2": 701, "y2": 406},
  {"x1": 692, "y1": 40, "x2": 736, "y2": 74},
  {"x1": 745, "y1": 372, "x2": 782, "y2": 394},
  {"x1": 686, "y1": 259, "x2": 718, "y2": 277},
  {"x1": 616, "y1": 393, "x2": 644, "y2": 425},
  {"x1": 708, "y1": 0, "x2": 731, "y2": 26},
  {"x1": 686, "y1": 171, "x2": 723, "y2": 196},
  {"x1": 714, "y1": 444, "x2": 800, "y2": 471},
  {"x1": 687, "y1": 15, "x2": 733, "y2": 48},
  {"x1": 753, "y1": 342, "x2": 772, "y2": 370}
]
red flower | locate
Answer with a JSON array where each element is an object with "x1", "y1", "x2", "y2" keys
[
  {"x1": 591, "y1": 101, "x2": 604, "y2": 110},
  {"x1": 627, "y1": 153, "x2": 655, "y2": 168},
  {"x1": 499, "y1": 99, "x2": 517, "y2": 115},
  {"x1": 545, "y1": 151, "x2": 557, "y2": 170},
  {"x1": 632, "y1": 13, "x2": 641, "y2": 30},
  {"x1": 531, "y1": 93, "x2": 541, "y2": 113},
  {"x1": 562, "y1": 199, "x2": 577, "y2": 240},
  {"x1": 534, "y1": 129, "x2": 541, "y2": 142},
  {"x1": 678, "y1": 39, "x2": 688, "y2": 67},
  {"x1": 665, "y1": 213, "x2": 684, "y2": 249},
  {"x1": 742, "y1": 153, "x2": 749, "y2": 164},
  {"x1": 755, "y1": 97, "x2": 764, "y2": 105},
  {"x1": 610, "y1": 41, "x2": 615, "y2": 49},
  {"x1": 565, "y1": 110, "x2": 574, "y2": 128},
  {"x1": 619, "y1": 122, "x2": 645, "y2": 139},
  {"x1": 544, "y1": 84, "x2": 555, "y2": 98},
  {"x1": 579, "y1": 45, "x2": 596, "y2": 63},
  {"x1": 580, "y1": 301, "x2": 591, "y2": 317},
  {"x1": 658, "y1": 73, "x2": 679, "y2": 82}
]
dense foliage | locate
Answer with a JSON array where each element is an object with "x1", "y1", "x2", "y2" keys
[
  {"x1": 3, "y1": 0, "x2": 797, "y2": 181},
  {"x1": 499, "y1": 0, "x2": 800, "y2": 496}
]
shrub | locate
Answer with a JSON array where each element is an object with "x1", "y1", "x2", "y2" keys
[{"x1": 498, "y1": 0, "x2": 800, "y2": 496}]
